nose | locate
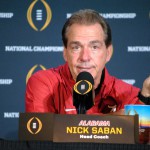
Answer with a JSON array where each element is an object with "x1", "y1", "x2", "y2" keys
[{"x1": 79, "y1": 48, "x2": 91, "y2": 62}]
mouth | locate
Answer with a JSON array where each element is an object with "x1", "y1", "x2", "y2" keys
[{"x1": 76, "y1": 66, "x2": 93, "y2": 73}]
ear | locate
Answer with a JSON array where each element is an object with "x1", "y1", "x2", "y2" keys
[
  {"x1": 63, "y1": 47, "x2": 67, "y2": 62},
  {"x1": 106, "y1": 44, "x2": 113, "y2": 63}
]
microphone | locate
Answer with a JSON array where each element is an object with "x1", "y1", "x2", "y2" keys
[{"x1": 73, "y1": 71, "x2": 94, "y2": 114}]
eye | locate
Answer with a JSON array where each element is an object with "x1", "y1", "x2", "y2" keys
[
  {"x1": 90, "y1": 41, "x2": 104, "y2": 51},
  {"x1": 91, "y1": 45, "x2": 100, "y2": 51},
  {"x1": 71, "y1": 45, "x2": 81, "y2": 52},
  {"x1": 93, "y1": 45, "x2": 99, "y2": 49}
]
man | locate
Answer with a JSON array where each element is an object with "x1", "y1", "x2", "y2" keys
[{"x1": 25, "y1": 9, "x2": 150, "y2": 114}]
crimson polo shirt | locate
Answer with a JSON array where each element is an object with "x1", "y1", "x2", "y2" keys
[{"x1": 25, "y1": 63, "x2": 142, "y2": 114}]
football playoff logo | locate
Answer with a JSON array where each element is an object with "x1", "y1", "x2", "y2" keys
[
  {"x1": 27, "y1": 117, "x2": 42, "y2": 134},
  {"x1": 26, "y1": 64, "x2": 46, "y2": 84},
  {"x1": 27, "y1": 0, "x2": 52, "y2": 31},
  {"x1": 74, "y1": 80, "x2": 93, "y2": 95}
]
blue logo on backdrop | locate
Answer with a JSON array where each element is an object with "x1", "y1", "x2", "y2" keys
[{"x1": 27, "y1": 0, "x2": 52, "y2": 31}]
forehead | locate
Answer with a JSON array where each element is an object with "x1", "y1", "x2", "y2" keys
[{"x1": 66, "y1": 23, "x2": 105, "y2": 42}]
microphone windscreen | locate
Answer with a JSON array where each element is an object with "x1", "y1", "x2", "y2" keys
[
  {"x1": 76, "y1": 71, "x2": 94, "y2": 85},
  {"x1": 73, "y1": 71, "x2": 95, "y2": 113}
]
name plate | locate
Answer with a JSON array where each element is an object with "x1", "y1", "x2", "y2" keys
[
  {"x1": 19, "y1": 113, "x2": 54, "y2": 141},
  {"x1": 53, "y1": 114, "x2": 139, "y2": 144},
  {"x1": 19, "y1": 113, "x2": 139, "y2": 143}
]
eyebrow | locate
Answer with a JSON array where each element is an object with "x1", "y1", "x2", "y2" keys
[
  {"x1": 68, "y1": 40, "x2": 103, "y2": 46},
  {"x1": 69, "y1": 41, "x2": 81, "y2": 46},
  {"x1": 89, "y1": 40, "x2": 103, "y2": 45}
]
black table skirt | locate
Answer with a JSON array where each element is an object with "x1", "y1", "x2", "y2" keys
[{"x1": 0, "y1": 139, "x2": 150, "y2": 150}]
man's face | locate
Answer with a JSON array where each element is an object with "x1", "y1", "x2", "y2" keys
[{"x1": 63, "y1": 23, "x2": 113, "y2": 88}]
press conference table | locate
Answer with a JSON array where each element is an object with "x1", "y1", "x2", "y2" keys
[{"x1": 0, "y1": 140, "x2": 150, "y2": 150}]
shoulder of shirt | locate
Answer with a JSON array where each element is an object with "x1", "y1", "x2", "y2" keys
[
  {"x1": 103, "y1": 68, "x2": 140, "y2": 93},
  {"x1": 28, "y1": 64, "x2": 67, "y2": 83},
  {"x1": 32, "y1": 66, "x2": 59, "y2": 77}
]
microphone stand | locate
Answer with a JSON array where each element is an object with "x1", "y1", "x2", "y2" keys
[
  {"x1": 77, "y1": 96, "x2": 86, "y2": 114},
  {"x1": 77, "y1": 104, "x2": 86, "y2": 114}
]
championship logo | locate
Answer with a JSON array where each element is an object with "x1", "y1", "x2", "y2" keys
[
  {"x1": 27, "y1": 0, "x2": 52, "y2": 31},
  {"x1": 26, "y1": 64, "x2": 46, "y2": 83},
  {"x1": 74, "y1": 80, "x2": 92, "y2": 95},
  {"x1": 27, "y1": 117, "x2": 42, "y2": 134}
]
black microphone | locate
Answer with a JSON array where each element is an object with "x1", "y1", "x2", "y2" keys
[{"x1": 73, "y1": 71, "x2": 94, "y2": 114}]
